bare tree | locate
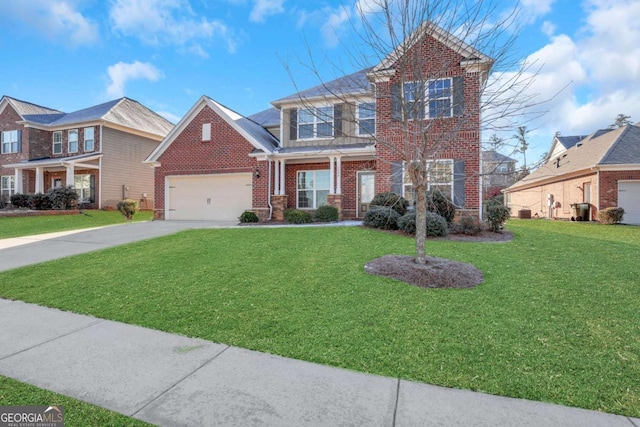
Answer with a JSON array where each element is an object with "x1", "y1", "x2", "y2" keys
[
  {"x1": 514, "y1": 125, "x2": 529, "y2": 170},
  {"x1": 608, "y1": 113, "x2": 632, "y2": 129},
  {"x1": 288, "y1": 0, "x2": 544, "y2": 264}
]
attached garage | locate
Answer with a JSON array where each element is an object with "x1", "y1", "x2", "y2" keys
[
  {"x1": 166, "y1": 173, "x2": 252, "y2": 221},
  {"x1": 618, "y1": 181, "x2": 640, "y2": 225}
]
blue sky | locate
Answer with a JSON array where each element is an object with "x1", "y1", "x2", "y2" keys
[{"x1": 1, "y1": 0, "x2": 638, "y2": 166}]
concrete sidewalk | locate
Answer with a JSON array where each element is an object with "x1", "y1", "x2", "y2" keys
[{"x1": 0, "y1": 299, "x2": 638, "y2": 427}]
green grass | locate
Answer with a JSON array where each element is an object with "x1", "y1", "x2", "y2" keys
[
  {"x1": 1, "y1": 220, "x2": 638, "y2": 417},
  {"x1": 0, "y1": 210, "x2": 153, "y2": 239},
  {"x1": 0, "y1": 376, "x2": 149, "y2": 426}
]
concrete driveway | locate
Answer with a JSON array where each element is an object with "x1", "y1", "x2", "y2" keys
[{"x1": 0, "y1": 220, "x2": 238, "y2": 272}]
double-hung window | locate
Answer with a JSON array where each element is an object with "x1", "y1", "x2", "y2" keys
[
  {"x1": 427, "y1": 78, "x2": 452, "y2": 118},
  {"x1": 74, "y1": 174, "x2": 95, "y2": 203},
  {"x1": 357, "y1": 102, "x2": 376, "y2": 135},
  {"x1": 84, "y1": 127, "x2": 95, "y2": 151},
  {"x1": 403, "y1": 78, "x2": 453, "y2": 119},
  {"x1": 402, "y1": 160, "x2": 454, "y2": 202},
  {"x1": 1, "y1": 130, "x2": 20, "y2": 154},
  {"x1": 297, "y1": 170, "x2": 330, "y2": 209},
  {"x1": 53, "y1": 131, "x2": 62, "y2": 154},
  {"x1": 68, "y1": 129, "x2": 78, "y2": 153},
  {"x1": 298, "y1": 106, "x2": 334, "y2": 139},
  {"x1": 1, "y1": 176, "x2": 15, "y2": 202}
]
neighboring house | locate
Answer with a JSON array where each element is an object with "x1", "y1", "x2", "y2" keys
[
  {"x1": 0, "y1": 96, "x2": 173, "y2": 208},
  {"x1": 481, "y1": 150, "x2": 517, "y2": 197},
  {"x1": 503, "y1": 124, "x2": 640, "y2": 225},
  {"x1": 145, "y1": 21, "x2": 491, "y2": 221}
]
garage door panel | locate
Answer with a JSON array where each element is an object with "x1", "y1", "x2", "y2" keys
[
  {"x1": 618, "y1": 181, "x2": 640, "y2": 225},
  {"x1": 167, "y1": 174, "x2": 252, "y2": 221}
]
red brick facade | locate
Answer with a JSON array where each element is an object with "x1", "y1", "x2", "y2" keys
[{"x1": 600, "y1": 171, "x2": 640, "y2": 209}]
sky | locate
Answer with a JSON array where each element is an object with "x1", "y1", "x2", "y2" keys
[{"x1": 1, "y1": 0, "x2": 639, "y2": 167}]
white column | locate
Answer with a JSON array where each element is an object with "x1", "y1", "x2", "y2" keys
[
  {"x1": 35, "y1": 167, "x2": 44, "y2": 193},
  {"x1": 274, "y1": 160, "x2": 280, "y2": 195},
  {"x1": 336, "y1": 156, "x2": 342, "y2": 195},
  {"x1": 279, "y1": 159, "x2": 286, "y2": 195},
  {"x1": 329, "y1": 156, "x2": 335, "y2": 195},
  {"x1": 14, "y1": 169, "x2": 23, "y2": 194},
  {"x1": 66, "y1": 164, "x2": 75, "y2": 187}
]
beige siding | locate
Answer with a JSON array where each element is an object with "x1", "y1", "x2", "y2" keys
[{"x1": 101, "y1": 127, "x2": 160, "y2": 208}]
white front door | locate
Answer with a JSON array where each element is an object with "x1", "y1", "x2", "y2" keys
[{"x1": 357, "y1": 172, "x2": 375, "y2": 218}]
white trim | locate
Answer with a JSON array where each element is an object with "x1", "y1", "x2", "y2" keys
[
  {"x1": 296, "y1": 169, "x2": 330, "y2": 209},
  {"x1": 83, "y1": 126, "x2": 95, "y2": 152},
  {"x1": 68, "y1": 129, "x2": 79, "y2": 153},
  {"x1": 52, "y1": 131, "x2": 63, "y2": 155},
  {"x1": 356, "y1": 171, "x2": 376, "y2": 218}
]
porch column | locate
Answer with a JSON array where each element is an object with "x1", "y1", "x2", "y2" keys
[
  {"x1": 279, "y1": 159, "x2": 286, "y2": 195},
  {"x1": 274, "y1": 159, "x2": 281, "y2": 195},
  {"x1": 336, "y1": 156, "x2": 342, "y2": 195},
  {"x1": 65, "y1": 164, "x2": 75, "y2": 188},
  {"x1": 14, "y1": 169, "x2": 23, "y2": 194},
  {"x1": 35, "y1": 167, "x2": 44, "y2": 193},
  {"x1": 329, "y1": 156, "x2": 335, "y2": 195}
]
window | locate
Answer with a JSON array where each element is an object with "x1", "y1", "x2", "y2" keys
[
  {"x1": 298, "y1": 106, "x2": 334, "y2": 139},
  {"x1": 53, "y1": 131, "x2": 62, "y2": 154},
  {"x1": 68, "y1": 129, "x2": 78, "y2": 153},
  {"x1": 495, "y1": 164, "x2": 509, "y2": 173},
  {"x1": 202, "y1": 123, "x2": 211, "y2": 141},
  {"x1": 1, "y1": 176, "x2": 15, "y2": 202},
  {"x1": 1, "y1": 130, "x2": 20, "y2": 154},
  {"x1": 74, "y1": 174, "x2": 95, "y2": 203},
  {"x1": 402, "y1": 160, "x2": 453, "y2": 202},
  {"x1": 297, "y1": 170, "x2": 330, "y2": 209},
  {"x1": 84, "y1": 127, "x2": 94, "y2": 151},
  {"x1": 403, "y1": 78, "x2": 453, "y2": 119},
  {"x1": 357, "y1": 102, "x2": 376, "y2": 135}
]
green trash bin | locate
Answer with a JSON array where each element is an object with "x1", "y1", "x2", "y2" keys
[{"x1": 577, "y1": 203, "x2": 591, "y2": 221}]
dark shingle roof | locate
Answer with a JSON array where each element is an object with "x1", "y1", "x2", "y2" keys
[
  {"x1": 600, "y1": 125, "x2": 640, "y2": 164},
  {"x1": 236, "y1": 117, "x2": 279, "y2": 151},
  {"x1": 248, "y1": 108, "x2": 280, "y2": 127},
  {"x1": 556, "y1": 135, "x2": 588, "y2": 149},
  {"x1": 47, "y1": 99, "x2": 122, "y2": 126},
  {"x1": 273, "y1": 68, "x2": 372, "y2": 104}
]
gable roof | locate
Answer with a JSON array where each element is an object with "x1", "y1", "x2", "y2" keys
[
  {"x1": 556, "y1": 135, "x2": 588, "y2": 150},
  {"x1": 482, "y1": 150, "x2": 516, "y2": 163},
  {"x1": 145, "y1": 96, "x2": 279, "y2": 163},
  {"x1": 0, "y1": 96, "x2": 63, "y2": 118},
  {"x1": 507, "y1": 124, "x2": 640, "y2": 191},
  {"x1": 248, "y1": 107, "x2": 280, "y2": 127}
]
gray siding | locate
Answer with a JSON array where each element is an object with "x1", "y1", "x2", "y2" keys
[{"x1": 101, "y1": 127, "x2": 160, "y2": 208}]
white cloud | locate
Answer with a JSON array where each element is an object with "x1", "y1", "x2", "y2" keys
[
  {"x1": 321, "y1": 7, "x2": 351, "y2": 47},
  {"x1": 355, "y1": 0, "x2": 384, "y2": 15},
  {"x1": 520, "y1": 0, "x2": 556, "y2": 20},
  {"x1": 106, "y1": 61, "x2": 162, "y2": 98},
  {"x1": 109, "y1": 0, "x2": 238, "y2": 54},
  {"x1": 2, "y1": 0, "x2": 98, "y2": 46},
  {"x1": 249, "y1": 0, "x2": 285, "y2": 23},
  {"x1": 157, "y1": 111, "x2": 182, "y2": 124}
]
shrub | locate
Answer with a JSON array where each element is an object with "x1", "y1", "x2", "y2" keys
[
  {"x1": 363, "y1": 206, "x2": 400, "y2": 230},
  {"x1": 313, "y1": 205, "x2": 339, "y2": 222},
  {"x1": 450, "y1": 216, "x2": 482, "y2": 236},
  {"x1": 427, "y1": 190, "x2": 456, "y2": 224},
  {"x1": 31, "y1": 193, "x2": 53, "y2": 210},
  {"x1": 285, "y1": 209, "x2": 313, "y2": 224},
  {"x1": 10, "y1": 193, "x2": 31, "y2": 209},
  {"x1": 397, "y1": 211, "x2": 416, "y2": 234},
  {"x1": 239, "y1": 211, "x2": 259, "y2": 223},
  {"x1": 425, "y1": 212, "x2": 448, "y2": 237},
  {"x1": 47, "y1": 186, "x2": 78, "y2": 210},
  {"x1": 597, "y1": 207, "x2": 625, "y2": 225},
  {"x1": 117, "y1": 199, "x2": 138, "y2": 220},
  {"x1": 370, "y1": 192, "x2": 409, "y2": 215},
  {"x1": 486, "y1": 204, "x2": 511, "y2": 232}
]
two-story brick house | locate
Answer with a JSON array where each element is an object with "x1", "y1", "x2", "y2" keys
[
  {"x1": 0, "y1": 96, "x2": 173, "y2": 208},
  {"x1": 145, "y1": 21, "x2": 491, "y2": 221}
]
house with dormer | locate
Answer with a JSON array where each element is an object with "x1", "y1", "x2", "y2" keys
[
  {"x1": 0, "y1": 96, "x2": 173, "y2": 208},
  {"x1": 145, "y1": 21, "x2": 491, "y2": 221}
]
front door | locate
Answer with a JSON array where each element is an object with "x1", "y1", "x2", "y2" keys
[{"x1": 357, "y1": 172, "x2": 375, "y2": 218}]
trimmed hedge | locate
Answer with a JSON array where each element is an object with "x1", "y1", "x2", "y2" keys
[
  {"x1": 363, "y1": 206, "x2": 400, "y2": 230},
  {"x1": 486, "y1": 204, "x2": 511, "y2": 232},
  {"x1": 313, "y1": 205, "x2": 339, "y2": 222},
  {"x1": 285, "y1": 209, "x2": 313, "y2": 224},
  {"x1": 425, "y1": 212, "x2": 448, "y2": 237},
  {"x1": 427, "y1": 190, "x2": 456, "y2": 224},
  {"x1": 239, "y1": 211, "x2": 259, "y2": 223},
  {"x1": 370, "y1": 192, "x2": 409, "y2": 215}
]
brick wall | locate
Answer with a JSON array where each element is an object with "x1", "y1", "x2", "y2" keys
[
  {"x1": 600, "y1": 171, "x2": 640, "y2": 209},
  {"x1": 0, "y1": 105, "x2": 27, "y2": 183}
]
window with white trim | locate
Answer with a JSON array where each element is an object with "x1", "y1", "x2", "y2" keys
[
  {"x1": 74, "y1": 174, "x2": 94, "y2": 203},
  {"x1": 1, "y1": 130, "x2": 20, "y2": 154},
  {"x1": 402, "y1": 160, "x2": 453, "y2": 203},
  {"x1": 357, "y1": 102, "x2": 376, "y2": 135},
  {"x1": 403, "y1": 78, "x2": 453, "y2": 119},
  {"x1": 298, "y1": 106, "x2": 333, "y2": 139},
  {"x1": 84, "y1": 127, "x2": 95, "y2": 151},
  {"x1": 68, "y1": 129, "x2": 78, "y2": 153},
  {"x1": 1, "y1": 175, "x2": 15, "y2": 202},
  {"x1": 53, "y1": 131, "x2": 62, "y2": 154},
  {"x1": 297, "y1": 170, "x2": 330, "y2": 209}
]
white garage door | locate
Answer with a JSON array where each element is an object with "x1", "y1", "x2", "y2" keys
[
  {"x1": 167, "y1": 173, "x2": 252, "y2": 221},
  {"x1": 618, "y1": 181, "x2": 640, "y2": 225}
]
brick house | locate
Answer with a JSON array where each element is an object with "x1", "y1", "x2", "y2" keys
[
  {"x1": 145, "y1": 22, "x2": 492, "y2": 221},
  {"x1": 503, "y1": 124, "x2": 640, "y2": 224},
  {"x1": 482, "y1": 151, "x2": 518, "y2": 198},
  {"x1": 0, "y1": 96, "x2": 173, "y2": 209}
]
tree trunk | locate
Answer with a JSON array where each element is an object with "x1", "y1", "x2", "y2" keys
[{"x1": 414, "y1": 182, "x2": 428, "y2": 264}]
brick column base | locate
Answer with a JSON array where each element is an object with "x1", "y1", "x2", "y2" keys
[
  {"x1": 327, "y1": 194, "x2": 343, "y2": 220},
  {"x1": 271, "y1": 195, "x2": 288, "y2": 221}
]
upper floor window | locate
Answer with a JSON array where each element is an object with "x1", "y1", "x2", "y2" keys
[
  {"x1": 357, "y1": 102, "x2": 376, "y2": 135},
  {"x1": 495, "y1": 164, "x2": 509, "y2": 174},
  {"x1": 402, "y1": 159, "x2": 454, "y2": 202},
  {"x1": 84, "y1": 127, "x2": 95, "y2": 152},
  {"x1": 53, "y1": 131, "x2": 62, "y2": 154},
  {"x1": 68, "y1": 129, "x2": 78, "y2": 153},
  {"x1": 298, "y1": 106, "x2": 334, "y2": 139},
  {"x1": 1, "y1": 130, "x2": 21, "y2": 154},
  {"x1": 403, "y1": 77, "x2": 454, "y2": 119}
]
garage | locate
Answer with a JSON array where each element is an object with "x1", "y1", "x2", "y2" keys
[
  {"x1": 166, "y1": 173, "x2": 252, "y2": 221},
  {"x1": 618, "y1": 181, "x2": 640, "y2": 225}
]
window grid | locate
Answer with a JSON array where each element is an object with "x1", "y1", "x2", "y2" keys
[
  {"x1": 402, "y1": 160, "x2": 454, "y2": 203},
  {"x1": 1, "y1": 130, "x2": 19, "y2": 154},
  {"x1": 297, "y1": 170, "x2": 330, "y2": 209},
  {"x1": 357, "y1": 102, "x2": 376, "y2": 135},
  {"x1": 68, "y1": 130, "x2": 78, "y2": 153},
  {"x1": 403, "y1": 78, "x2": 453, "y2": 119},
  {"x1": 53, "y1": 131, "x2": 62, "y2": 154},
  {"x1": 84, "y1": 127, "x2": 95, "y2": 152},
  {"x1": 298, "y1": 107, "x2": 334, "y2": 140}
]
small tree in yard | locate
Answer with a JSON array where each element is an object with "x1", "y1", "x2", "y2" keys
[
  {"x1": 290, "y1": 0, "x2": 543, "y2": 264},
  {"x1": 117, "y1": 199, "x2": 138, "y2": 221}
]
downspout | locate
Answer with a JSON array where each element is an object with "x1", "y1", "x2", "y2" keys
[
  {"x1": 267, "y1": 156, "x2": 273, "y2": 220},
  {"x1": 98, "y1": 124, "x2": 103, "y2": 208},
  {"x1": 596, "y1": 168, "x2": 601, "y2": 213}
]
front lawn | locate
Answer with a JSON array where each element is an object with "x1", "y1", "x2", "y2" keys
[
  {"x1": 0, "y1": 210, "x2": 153, "y2": 239},
  {"x1": 1, "y1": 221, "x2": 638, "y2": 417}
]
